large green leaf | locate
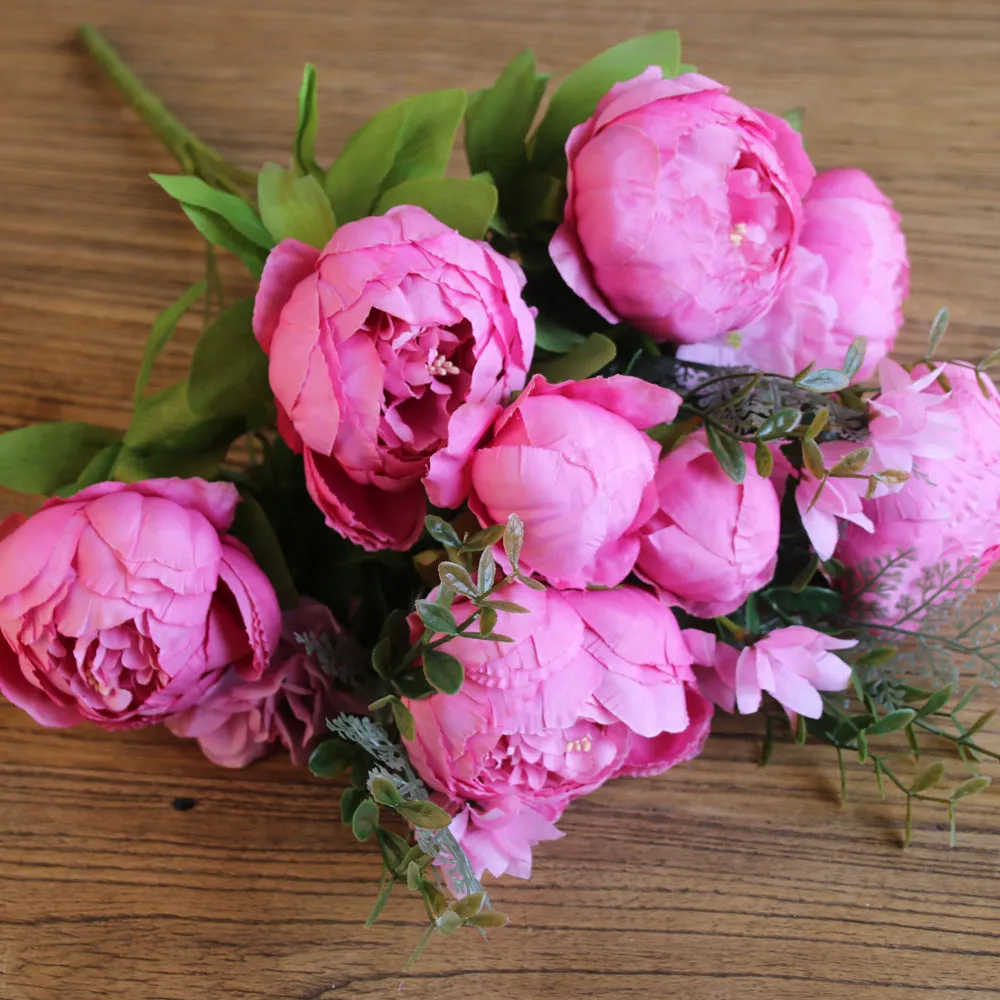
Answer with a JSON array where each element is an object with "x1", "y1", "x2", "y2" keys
[
  {"x1": 151, "y1": 175, "x2": 274, "y2": 247},
  {"x1": 531, "y1": 31, "x2": 681, "y2": 172},
  {"x1": 257, "y1": 163, "x2": 336, "y2": 248},
  {"x1": 179, "y1": 205, "x2": 269, "y2": 277},
  {"x1": 374, "y1": 177, "x2": 497, "y2": 239},
  {"x1": 465, "y1": 50, "x2": 549, "y2": 191},
  {"x1": 187, "y1": 298, "x2": 272, "y2": 420},
  {"x1": 133, "y1": 282, "x2": 206, "y2": 406},
  {"x1": 293, "y1": 63, "x2": 322, "y2": 181},
  {"x1": 324, "y1": 90, "x2": 467, "y2": 223},
  {"x1": 0, "y1": 422, "x2": 120, "y2": 495}
]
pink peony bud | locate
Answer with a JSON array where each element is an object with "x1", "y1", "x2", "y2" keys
[
  {"x1": 635, "y1": 432, "x2": 781, "y2": 617},
  {"x1": 426, "y1": 374, "x2": 681, "y2": 589}
]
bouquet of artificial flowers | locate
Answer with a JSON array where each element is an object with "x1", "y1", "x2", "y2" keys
[{"x1": 0, "y1": 25, "x2": 997, "y2": 966}]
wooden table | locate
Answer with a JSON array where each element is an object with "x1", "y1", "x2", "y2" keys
[{"x1": 3, "y1": 2, "x2": 1000, "y2": 997}]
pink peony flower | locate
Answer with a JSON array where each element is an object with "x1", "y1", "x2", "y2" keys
[
  {"x1": 635, "y1": 432, "x2": 781, "y2": 617},
  {"x1": 694, "y1": 626, "x2": 854, "y2": 719},
  {"x1": 0, "y1": 479, "x2": 280, "y2": 731},
  {"x1": 404, "y1": 582, "x2": 711, "y2": 879},
  {"x1": 550, "y1": 68, "x2": 813, "y2": 344},
  {"x1": 678, "y1": 169, "x2": 908, "y2": 380},
  {"x1": 426, "y1": 374, "x2": 681, "y2": 589},
  {"x1": 839, "y1": 365, "x2": 1000, "y2": 623},
  {"x1": 253, "y1": 205, "x2": 535, "y2": 552},
  {"x1": 167, "y1": 600, "x2": 362, "y2": 768}
]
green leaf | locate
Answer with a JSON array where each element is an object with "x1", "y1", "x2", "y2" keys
[
  {"x1": 477, "y1": 548, "x2": 496, "y2": 593},
  {"x1": 779, "y1": 107, "x2": 804, "y2": 134},
  {"x1": 535, "y1": 332, "x2": 616, "y2": 382},
  {"x1": 765, "y1": 586, "x2": 843, "y2": 616},
  {"x1": 532, "y1": 31, "x2": 681, "y2": 171},
  {"x1": 534, "y1": 316, "x2": 587, "y2": 354},
  {"x1": 450, "y1": 891, "x2": 487, "y2": 921},
  {"x1": 151, "y1": 175, "x2": 273, "y2": 247},
  {"x1": 395, "y1": 670, "x2": 434, "y2": 699},
  {"x1": 460, "y1": 524, "x2": 506, "y2": 551},
  {"x1": 134, "y1": 283, "x2": 206, "y2": 405},
  {"x1": 0, "y1": 422, "x2": 120, "y2": 496},
  {"x1": 425, "y1": 515, "x2": 461, "y2": 548},
  {"x1": 503, "y1": 513, "x2": 524, "y2": 569},
  {"x1": 804, "y1": 407, "x2": 829, "y2": 442},
  {"x1": 325, "y1": 90, "x2": 467, "y2": 223},
  {"x1": 182, "y1": 205, "x2": 269, "y2": 277},
  {"x1": 396, "y1": 799, "x2": 453, "y2": 830},
  {"x1": 414, "y1": 600, "x2": 458, "y2": 635},
  {"x1": 371, "y1": 638, "x2": 393, "y2": 679},
  {"x1": 951, "y1": 775, "x2": 991, "y2": 801},
  {"x1": 293, "y1": 63, "x2": 322, "y2": 181},
  {"x1": 467, "y1": 910, "x2": 509, "y2": 930},
  {"x1": 756, "y1": 407, "x2": 802, "y2": 440},
  {"x1": 340, "y1": 786, "x2": 366, "y2": 825},
  {"x1": 830, "y1": 447, "x2": 872, "y2": 477},
  {"x1": 308, "y1": 738, "x2": 353, "y2": 778},
  {"x1": 485, "y1": 599, "x2": 530, "y2": 614},
  {"x1": 802, "y1": 438, "x2": 826, "y2": 480},
  {"x1": 423, "y1": 648, "x2": 465, "y2": 695},
  {"x1": 854, "y1": 646, "x2": 898, "y2": 669},
  {"x1": 257, "y1": 163, "x2": 336, "y2": 248},
  {"x1": 187, "y1": 298, "x2": 271, "y2": 419},
  {"x1": 754, "y1": 442, "x2": 774, "y2": 478},
  {"x1": 435, "y1": 910, "x2": 464, "y2": 936},
  {"x1": 438, "y1": 560, "x2": 478, "y2": 599},
  {"x1": 964, "y1": 707, "x2": 996, "y2": 737},
  {"x1": 391, "y1": 699, "x2": 416, "y2": 741},
  {"x1": 927, "y1": 307, "x2": 949, "y2": 357},
  {"x1": 479, "y1": 605, "x2": 498, "y2": 636},
  {"x1": 365, "y1": 868, "x2": 396, "y2": 928},
  {"x1": 914, "y1": 684, "x2": 953, "y2": 719},
  {"x1": 376, "y1": 827, "x2": 412, "y2": 874},
  {"x1": 796, "y1": 368, "x2": 850, "y2": 393},
  {"x1": 866, "y1": 708, "x2": 917, "y2": 736},
  {"x1": 374, "y1": 176, "x2": 497, "y2": 240},
  {"x1": 52, "y1": 440, "x2": 123, "y2": 496},
  {"x1": 842, "y1": 337, "x2": 867, "y2": 380},
  {"x1": 229, "y1": 490, "x2": 299, "y2": 610},
  {"x1": 705, "y1": 423, "x2": 746, "y2": 484},
  {"x1": 910, "y1": 761, "x2": 946, "y2": 793},
  {"x1": 465, "y1": 49, "x2": 548, "y2": 190},
  {"x1": 370, "y1": 776, "x2": 402, "y2": 807},
  {"x1": 351, "y1": 798, "x2": 380, "y2": 841}
]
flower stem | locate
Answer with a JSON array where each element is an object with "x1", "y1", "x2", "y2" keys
[{"x1": 77, "y1": 24, "x2": 257, "y2": 192}]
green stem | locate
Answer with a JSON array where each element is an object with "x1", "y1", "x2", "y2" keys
[{"x1": 77, "y1": 24, "x2": 256, "y2": 192}]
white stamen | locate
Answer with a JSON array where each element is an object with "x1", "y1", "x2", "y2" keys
[
  {"x1": 427, "y1": 350, "x2": 460, "y2": 377},
  {"x1": 729, "y1": 222, "x2": 748, "y2": 247},
  {"x1": 565, "y1": 736, "x2": 593, "y2": 753}
]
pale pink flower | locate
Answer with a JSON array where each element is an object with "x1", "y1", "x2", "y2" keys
[
  {"x1": 449, "y1": 802, "x2": 563, "y2": 881},
  {"x1": 253, "y1": 205, "x2": 535, "y2": 552},
  {"x1": 795, "y1": 441, "x2": 874, "y2": 562},
  {"x1": 866, "y1": 359, "x2": 959, "y2": 485},
  {"x1": 725, "y1": 627, "x2": 854, "y2": 719},
  {"x1": 550, "y1": 68, "x2": 813, "y2": 344}
]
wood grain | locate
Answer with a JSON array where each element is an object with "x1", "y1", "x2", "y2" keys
[{"x1": 2, "y1": 2, "x2": 1000, "y2": 998}]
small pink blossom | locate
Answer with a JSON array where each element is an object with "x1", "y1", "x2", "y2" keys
[
  {"x1": 795, "y1": 441, "x2": 874, "y2": 561},
  {"x1": 731, "y1": 627, "x2": 855, "y2": 719},
  {"x1": 866, "y1": 359, "x2": 959, "y2": 486},
  {"x1": 449, "y1": 801, "x2": 564, "y2": 881}
]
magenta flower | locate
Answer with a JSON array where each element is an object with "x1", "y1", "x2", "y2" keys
[
  {"x1": 636, "y1": 432, "x2": 781, "y2": 617},
  {"x1": 403, "y1": 583, "x2": 711, "y2": 879},
  {"x1": 550, "y1": 68, "x2": 813, "y2": 344},
  {"x1": 167, "y1": 600, "x2": 362, "y2": 768},
  {"x1": 426, "y1": 375, "x2": 681, "y2": 589},
  {"x1": 0, "y1": 479, "x2": 280, "y2": 731},
  {"x1": 253, "y1": 205, "x2": 535, "y2": 552}
]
